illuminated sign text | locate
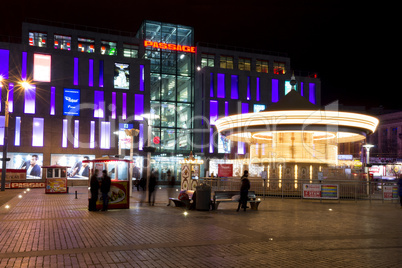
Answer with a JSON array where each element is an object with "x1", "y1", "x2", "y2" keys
[{"x1": 144, "y1": 41, "x2": 196, "y2": 53}]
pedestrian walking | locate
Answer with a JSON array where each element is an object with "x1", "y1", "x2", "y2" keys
[
  {"x1": 89, "y1": 169, "x2": 100, "y2": 211},
  {"x1": 148, "y1": 172, "x2": 157, "y2": 206},
  {"x1": 101, "y1": 170, "x2": 111, "y2": 211},
  {"x1": 237, "y1": 170, "x2": 250, "y2": 212}
]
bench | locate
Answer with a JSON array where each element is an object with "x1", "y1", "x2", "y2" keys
[
  {"x1": 169, "y1": 190, "x2": 194, "y2": 209},
  {"x1": 213, "y1": 191, "x2": 261, "y2": 210}
]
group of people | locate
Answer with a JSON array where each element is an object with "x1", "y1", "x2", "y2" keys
[{"x1": 89, "y1": 169, "x2": 112, "y2": 212}]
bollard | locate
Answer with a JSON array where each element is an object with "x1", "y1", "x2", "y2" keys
[{"x1": 75, "y1": 191, "x2": 78, "y2": 199}]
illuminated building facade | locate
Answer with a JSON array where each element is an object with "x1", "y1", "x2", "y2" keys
[{"x1": 0, "y1": 19, "x2": 322, "y2": 182}]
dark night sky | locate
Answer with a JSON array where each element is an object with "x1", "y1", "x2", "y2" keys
[{"x1": 1, "y1": 1, "x2": 398, "y2": 110}]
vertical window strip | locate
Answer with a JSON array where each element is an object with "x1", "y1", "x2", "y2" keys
[
  {"x1": 62, "y1": 119, "x2": 68, "y2": 148},
  {"x1": 74, "y1": 57, "x2": 79, "y2": 85},
  {"x1": 100, "y1": 121, "x2": 111, "y2": 149},
  {"x1": 88, "y1": 59, "x2": 94, "y2": 87},
  {"x1": 0, "y1": 49, "x2": 9, "y2": 79},
  {"x1": 94, "y1": 91, "x2": 104, "y2": 118},
  {"x1": 247, "y1": 77, "x2": 251, "y2": 100},
  {"x1": 99, "y1": 60, "x2": 104, "y2": 87},
  {"x1": 122, "y1": 93, "x2": 127, "y2": 120},
  {"x1": 74, "y1": 120, "x2": 79, "y2": 148},
  {"x1": 111, "y1": 92, "x2": 116, "y2": 119},
  {"x1": 140, "y1": 65, "x2": 145, "y2": 91},
  {"x1": 134, "y1": 94, "x2": 144, "y2": 120},
  {"x1": 0, "y1": 116, "x2": 4, "y2": 146},
  {"x1": 225, "y1": 101, "x2": 229, "y2": 116},
  {"x1": 210, "y1": 73, "x2": 214, "y2": 97},
  {"x1": 300, "y1": 82, "x2": 304, "y2": 97},
  {"x1": 139, "y1": 124, "x2": 144, "y2": 151},
  {"x1": 256, "y1": 77, "x2": 260, "y2": 101},
  {"x1": 15, "y1": 117, "x2": 21, "y2": 146},
  {"x1": 8, "y1": 83, "x2": 14, "y2": 112},
  {"x1": 50, "y1": 86, "x2": 56, "y2": 115},
  {"x1": 230, "y1": 75, "x2": 238, "y2": 99},
  {"x1": 24, "y1": 85, "x2": 36, "y2": 114},
  {"x1": 90, "y1": 121, "x2": 95, "y2": 149},
  {"x1": 217, "y1": 73, "x2": 225, "y2": 98},
  {"x1": 272, "y1": 79, "x2": 279, "y2": 103},
  {"x1": 210, "y1": 100, "x2": 218, "y2": 125},
  {"x1": 309, "y1": 83, "x2": 316, "y2": 104},
  {"x1": 209, "y1": 128, "x2": 214, "y2": 153},
  {"x1": 21, "y1": 52, "x2": 27, "y2": 80},
  {"x1": 32, "y1": 118, "x2": 44, "y2": 147}
]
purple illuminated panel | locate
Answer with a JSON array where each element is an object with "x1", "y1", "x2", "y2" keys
[
  {"x1": 256, "y1": 77, "x2": 260, "y2": 101},
  {"x1": 99, "y1": 60, "x2": 104, "y2": 87},
  {"x1": 238, "y1": 142, "x2": 245, "y2": 155},
  {"x1": 300, "y1": 82, "x2": 304, "y2": 97},
  {"x1": 21, "y1": 52, "x2": 27, "y2": 80},
  {"x1": 241, "y1": 102, "x2": 249, "y2": 114},
  {"x1": 50, "y1": 86, "x2": 55, "y2": 115},
  {"x1": 94, "y1": 91, "x2": 104, "y2": 118},
  {"x1": 89, "y1": 59, "x2": 94, "y2": 87},
  {"x1": 100, "y1": 121, "x2": 111, "y2": 149},
  {"x1": 0, "y1": 116, "x2": 4, "y2": 145},
  {"x1": 231, "y1": 75, "x2": 238, "y2": 99},
  {"x1": 134, "y1": 94, "x2": 144, "y2": 120},
  {"x1": 32, "y1": 118, "x2": 44, "y2": 147},
  {"x1": 24, "y1": 85, "x2": 36, "y2": 114},
  {"x1": 111, "y1": 92, "x2": 116, "y2": 119},
  {"x1": 122, "y1": 93, "x2": 127, "y2": 120},
  {"x1": 225, "y1": 101, "x2": 229, "y2": 116},
  {"x1": 309, "y1": 83, "x2": 316, "y2": 104},
  {"x1": 74, "y1": 120, "x2": 79, "y2": 148},
  {"x1": 210, "y1": 73, "x2": 214, "y2": 97},
  {"x1": 139, "y1": 124, "x2": 144, "y2": 151},
  {"x1": 0, "y1": 49, "x2": 9, "y2": 79},
  {"x1": 140, "y1": 65, "x2": 144, "y2": 91},
  {"x1": 62, "y1": 119, "x2": 68, "y2": 148},
  {"x1": 74, "y1": 57, "x2": 79, "y2": 85},
  {"x1": 210, "y1": 100, "x2": 218, "y2": 125},
  {"x1": 8, "y1": 83, "x2": 14, "y2": 112},
  {"x1": 15, "y1": 117, "x2": 21, "y2": 146},
  {"x1": 209, "y1": 128, "x2": 214, "y2": 153},
  {"x1": 247, "y1": 77, "x2": 250, "y2": 100},
  {"x1": 217, "y1": 73, "x2": 225, "y2": 98},
  {"x1": 90, "y1": 121, "x2": 95, "y2": 149},
  {"x1": 272, "y1": 79, "x2": 279, "y2": 103}
]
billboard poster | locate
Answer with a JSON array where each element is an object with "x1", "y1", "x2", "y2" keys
[
  {"x1": 63, "y1": 88, "x2": 80, "y2": 116},
  {"x1": 6, "y1": 152, "x2": 43, "y2": 179},
  {"x1": 114, "y1": 63, "x2": 130, "y2": 89},
  {"x1": 303, "y1": 184, "x2": 321, "y2": 198},
  {"x1": 218, "y1": 164, "x2": 233, "y2": 177},
  {"x1": 119, "y1": 123, "x2": 134, "y2": 150},
  {"x1": 50, "y1": 154, "x2": 95, "y2": 179},
  {"x1": 383, "y1": 186, "x2": 398, "y2": 200},
  {"x1": 303, "y1": 184, "x2": 339, "y2": 199},
  {"x1": 218, "y1": 134, "x2": 231, "y2": 154}
]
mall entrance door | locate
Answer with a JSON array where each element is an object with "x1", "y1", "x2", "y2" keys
[{"x1": 150, "y1": 156, "x2": 183, "y2": 185}]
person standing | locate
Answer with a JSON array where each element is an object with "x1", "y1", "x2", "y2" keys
[
  {"x1": 101, "y1": 170, "x2": 111, "y2": 211},
  {"x1": 237, "y1": 170, "x2": 250, "y2": 212},
  {"x1": 89, "y1": 170, "x2": 100, "y2": 211},
  {"x1": 148, "y1": 172, "x2": 157, "y2": 206}
]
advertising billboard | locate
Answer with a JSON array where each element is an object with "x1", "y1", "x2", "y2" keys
[
  {"x1": 63, "y1": 88, "x2": 80, "y2": 116},
  {"x1": 114, "y1": 63, "x2": 130, "y2": 89}
]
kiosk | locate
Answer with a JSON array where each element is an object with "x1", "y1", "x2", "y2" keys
[
  {"x1": 84, "y1": 158, "x2": 131, "y2": 210},
  {"x1": 42, "y1": 165, "x2": 69, "y2": 194}
]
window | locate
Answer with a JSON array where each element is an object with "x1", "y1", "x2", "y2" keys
[
  {"x1": 238, "y1": 58, "x2": 251, "y2": 71},
  {"x1": 90, "y1": 121, "x2": 95, "y2": 149},
  {"x1": 50, "y1": 87, "x2": 55, "y2": 115},
  {"x1": 114, "y1": 63, "x2": 130, "y2": 89},
  {"x1": 29, "y1": 32, "x2": 47, "y2": 47},
  {"x1": 256, "y1": 60, "x2": 268, "y2": 73},
  {"x1": 101, "y1": 41, "x2": 117, "y2": 55},
  {"x1": 24, "y1": 85, "x2": 36, "y2": 114},
  {"x1": 123, "y1": 44, "x2": 139, "y2": 58},
  {"x1": 273, "y1": 62, "x2": 286, "y2": 75},
  {"x1": 54, "y1": 34, "x2": 71, "y2": 50},
  {"x1": 210, "y1": 100, "x2": 218, "y2": 125},
  {"x1": 220, "y1": 56, "x2": 233, "y2": 69},
  {"x1": 201, "y1": 53, "x2": 214, "y2": 68},
  {"x1": 78, "y1": 37, "x2": 95, "y2": 53},
  {"x1": 231, "y1": 75, "x2": 238, "y2": 99},
  {"x1": 217, "y1": 73, "x2": 225, "y2": 98},
  {"x1": 62, "y1": 119, "x2": 68, "y2": 148},
  {"x1": 134, "y1": 94, "x2": 144, "y2": 121},
  {"x1": 33, "y1": 54, "x2": 51, "y2": 82},
  {"x1": 32, "y1": 118, "x2": 44, "y2": 147},
  {"x1": 15, "y1": 117, "x2": 21, "y2": 146},
  {"x1": 100, "y1": 122, "x2": 111, "y2": 149},
  {"x1": 94, "y1": 91, "x2": 104, "y2": 118},
  {"x1": 74, "y1": 120, "x2": 79, "y2": 148}
]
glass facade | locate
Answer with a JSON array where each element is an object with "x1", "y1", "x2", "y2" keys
[{"x1": 139, "y1": 21, "x2": 194, "y2": 153}]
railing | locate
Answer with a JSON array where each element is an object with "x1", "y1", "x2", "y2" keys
[{"x1": 198, "y1": 177, "x2": 400, "y2": 203}]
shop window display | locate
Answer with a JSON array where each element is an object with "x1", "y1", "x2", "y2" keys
[
  {"x1": 54, "y1": 34, "x2": 71, "y2": 50},
  {"x1": 29, "y1": 32, "x2": 47, "y2": 47},
  {"x1": 78, "y1": 37, "x2": 95, "y2": 53}
]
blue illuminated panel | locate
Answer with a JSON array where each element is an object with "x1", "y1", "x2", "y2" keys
[{"x1": 63, "y1": 88, "x2": 81, "y2": 116}]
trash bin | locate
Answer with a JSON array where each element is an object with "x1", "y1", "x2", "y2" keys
[{"x1": 195, "y1": 184, "x2": 211, "y2": 211}]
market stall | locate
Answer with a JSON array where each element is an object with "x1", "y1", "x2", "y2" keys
[{"x1": 42, "y1": 165, "x2": 69, "y2": 194}]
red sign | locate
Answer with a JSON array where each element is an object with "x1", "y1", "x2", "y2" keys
[
  {"x1": 218, "y1": 164, "x2": 233, "y2": 177},
  {"x1": 153, "y1": 136, "x2": 160, "y2": 144},
  {"x1": 144, "y1": 40, "x2": 196, "y2": 53},
  {"x1": 6, "y1": 182, "x2": 46, "y2": 189}
]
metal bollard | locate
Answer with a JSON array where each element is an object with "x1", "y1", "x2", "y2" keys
[{"x1": 75, "y1": 191, "x2": 78, "y2": 199}]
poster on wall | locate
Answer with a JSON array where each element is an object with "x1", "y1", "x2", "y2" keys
[
  {"x1": 6, "y1": 152, "x2": 43, "y2": 179},
  {"x1": 51, "y1": 154, "x2": 95, "y2": 179},
  {"x1": 218, "y1": 134, "x2": 231, "y2": 154},
  {"x1": 218, "y1": 164, "x2": 233, "y2": 177},
  {"x1": 114, "y1": 63, "x2": 130, "y2": 89},
  {"x1": 63, "y1": 88, "x2": 81, "y2": 116}
]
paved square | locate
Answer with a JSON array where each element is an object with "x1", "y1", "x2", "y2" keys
[{"x1": 1, "y1": 187, "x2": 402, "y2": 267}]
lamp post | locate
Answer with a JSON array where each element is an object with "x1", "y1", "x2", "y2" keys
[
  {"x1": 363, "y1": 144, "x2": 374, "y2": 195},
  {"x1": 0, "y1": 77, "x2": 30, "y2": 191}
]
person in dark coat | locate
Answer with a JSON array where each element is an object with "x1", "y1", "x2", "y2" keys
[
  {"x1": 237, "y1": 170, "x2": 250, "y2": 212},
  {"x1": 148, "y1": 172, "x2": 157, "y2": 206},
  {"x1": 101, "y1": 170, "x2": 112, "y2": 211},
  {"x1": 89, "y1": 170, "x2": 100, "y2": 211}
]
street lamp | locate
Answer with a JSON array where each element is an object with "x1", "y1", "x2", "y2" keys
[
  {"x1": 0, "y1": 76, "x2": 30, "y2": 191},
  {"x1": 363, "y1": 144, "x2": 374, "y2": 195}
]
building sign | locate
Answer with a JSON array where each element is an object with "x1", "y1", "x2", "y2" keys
[
  {"x1": 144, "y1": 41, "x2": 196, "y2": 53},
  {"x1": 63, "y1": 89, "x2": 80, "y2": 116},
  {"x1": 218, "y1": 164, "x2": 233, "y2": 177},
  {"x1": 6, "y1": 182, "x2": 45, "y2": 189}
]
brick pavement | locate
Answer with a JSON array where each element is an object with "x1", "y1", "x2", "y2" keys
[{"x1": 0, "y1": 186, "x2": 402, "y2": 267}]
